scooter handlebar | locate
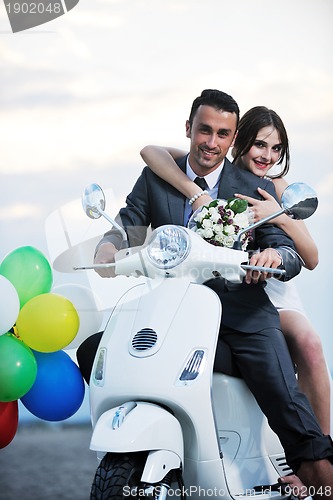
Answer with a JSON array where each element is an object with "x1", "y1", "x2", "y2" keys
[
  {"x1": 73, "y1": 228, "x2": 286, "y2": 281},
  {"x1": 241, "y1": 265, "x2": 286, "y2": 276}
]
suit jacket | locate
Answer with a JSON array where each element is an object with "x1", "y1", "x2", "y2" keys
[{"x1": 99, "y1": 156, "x2": 302, "y2": 332}]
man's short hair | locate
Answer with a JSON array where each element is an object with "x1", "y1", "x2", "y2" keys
[{"x1": 188, "y1": 89, "x2": 240, "y2": 127}]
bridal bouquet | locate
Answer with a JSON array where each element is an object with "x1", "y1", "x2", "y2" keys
[{"x1": 188, "y1": 198, "x2": 253, "y2": 250}]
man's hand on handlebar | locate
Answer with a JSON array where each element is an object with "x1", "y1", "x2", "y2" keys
[
  {"x1": 245, "y1": 248, "x2": 282, "y2": 285},
  {"x1": 94, "y1": 242, "x2": 119, "y2": 278}
]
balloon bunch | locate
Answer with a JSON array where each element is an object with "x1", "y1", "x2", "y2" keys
[{"x1": 0, "y1": 246, "x2": 102, "y2": 448}]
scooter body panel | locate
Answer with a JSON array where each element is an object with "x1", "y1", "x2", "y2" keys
[
  {"x1": 90, "y1": 402, "x2": 183, "y2": 460},
  {"x1": 89, "y1": 278, "x2": 289, "y2": 496},
  {"x1": 212, "y1": 374, "x2": 290, "y2": 494},
  {"x1": 90, "y1": 279, "x2": 223, "y2": 464},
  {"x1": 142, "y1": 449, "x2": 182, "y2": 483}
]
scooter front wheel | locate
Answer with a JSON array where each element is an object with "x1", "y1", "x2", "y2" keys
[
  {"x1": 90, "y1": 452, "x2": 183, "y2": 500},
  {"x1": 91, "y1": 452, "x2": 146, "y2": 499}
]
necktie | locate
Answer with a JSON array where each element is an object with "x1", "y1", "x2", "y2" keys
[{"x1": 194, "y1": 176, "x2": 208, "y2": 191}]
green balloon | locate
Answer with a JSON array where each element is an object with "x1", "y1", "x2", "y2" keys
[
  {"x1": 0, "y1": 333, "x2": 37, "y2": 402},
  {"x1": 0, "y1": 246, "x2": 53, "y2": 308}
]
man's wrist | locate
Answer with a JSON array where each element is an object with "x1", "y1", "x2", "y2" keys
[{"x1": 94, "y1": 242, "x2": 118, "y2": 261}]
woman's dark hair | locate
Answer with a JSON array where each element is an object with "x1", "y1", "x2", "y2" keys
[
  {"x1": 188, "y1": 89, "x2": 240, "y2": 128},
  {"x1": 232, "y1": 106, "x2": 290, "y2": 178}
]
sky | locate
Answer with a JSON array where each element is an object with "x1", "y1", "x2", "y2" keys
[{"x1": 0, "y1": 0, "x2": 332, "y2": 413}]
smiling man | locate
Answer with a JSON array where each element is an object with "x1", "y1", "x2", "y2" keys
[{"x1": 185, "y1": 99, "x2": 238, "y2": 175}]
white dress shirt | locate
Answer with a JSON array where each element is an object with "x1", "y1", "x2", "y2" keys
[{"x1": 183, "y1": 157, "x2": 224, "y2": 225}]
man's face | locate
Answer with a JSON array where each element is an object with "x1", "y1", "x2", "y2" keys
[{"x1": 186, "y1": 104, "x2": 237, "y2": 176}]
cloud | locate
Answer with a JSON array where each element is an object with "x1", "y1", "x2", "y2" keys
[{"x1": 0, "y1": 203, "x2": 39, "y2": 220}]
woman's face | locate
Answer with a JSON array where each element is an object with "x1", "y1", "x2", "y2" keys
[{"x1": 241, "y1": 126, "x2": 282, "y2": 177}]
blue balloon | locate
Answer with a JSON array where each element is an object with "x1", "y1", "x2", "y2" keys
[{"x1": 21, "y1": 350, "x2": 85, "y2": 421}]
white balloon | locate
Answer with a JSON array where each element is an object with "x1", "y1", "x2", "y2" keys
[
  {"x1": 0, "y1": 275, "x2": 20, "y2": 335},
  {"x1": 52, "y1": 284, "x2": 103, "y2": 349}
]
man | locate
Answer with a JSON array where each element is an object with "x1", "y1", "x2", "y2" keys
[{"x1": 78, "y1": 89, "x2": 333, "y2": 494}]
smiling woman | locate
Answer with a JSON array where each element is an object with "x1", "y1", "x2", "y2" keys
[{"x1": 232, "y1": 106, "x2": 290, "y2": 179}]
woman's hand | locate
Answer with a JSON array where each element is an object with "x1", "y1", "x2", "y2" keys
[{"x1": 235, "y1": 187, "x2": 282, "y2": 224}]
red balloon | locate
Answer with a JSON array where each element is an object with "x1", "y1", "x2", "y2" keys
[{"x1": 0, "y1": 400, "x2": 18, "y2": 448}]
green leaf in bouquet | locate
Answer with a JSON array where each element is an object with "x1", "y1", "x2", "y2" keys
[
  {"x1": 208, "y1": 199, "x2": 219, "y2": 208},
  {"x1": 227, "y1": 198, "x2": 248, "y2": 214}
]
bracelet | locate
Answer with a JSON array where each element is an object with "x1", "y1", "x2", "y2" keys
[{"x1": 189, "y1": 190, "x2": 208, "y2": 206}]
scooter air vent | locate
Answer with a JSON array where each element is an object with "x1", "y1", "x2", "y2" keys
[
  {"x1": 270, "y1": 454, "x2": 293, "y2": 476},
  {"x1": 176, "y1": 349, "x2": 207, "y2": 385},
  {"x1": 131, "y1": 328, "x2": 158, "y2": 351}
]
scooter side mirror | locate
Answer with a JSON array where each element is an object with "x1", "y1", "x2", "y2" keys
[
  {"x1": 81, "y1": 183, "x2": 129, "y2": 247},
  {"x1": 82, "y1": 183, "x2": 106, "y2": 219},
  {"x1": 280, "y1": 182, "x2": 318, "y2": 220},
  {"x1": 233, "y1": 182, "x2": 318, "y2": 250}
]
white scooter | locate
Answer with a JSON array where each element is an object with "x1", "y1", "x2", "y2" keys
[{"x1": 76, "y1": 183, "x2": 322, "y2": 500}]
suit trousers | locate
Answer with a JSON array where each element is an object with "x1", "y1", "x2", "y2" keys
[{"x1": 220, "y1": 324, "x2": 333, "y2": 472}]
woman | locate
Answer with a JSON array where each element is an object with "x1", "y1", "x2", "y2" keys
[{"x1": 140, "y1": 106, "x2": 331, "y2": 439}]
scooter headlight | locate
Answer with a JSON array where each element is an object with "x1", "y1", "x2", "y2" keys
[{"x1": 147, "y1": 225, "x2": 190, "y2": 270}]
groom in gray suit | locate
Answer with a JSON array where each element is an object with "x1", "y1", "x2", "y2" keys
[{"x1": 78, "y1": 89, "x2": 333, "y2": 492}]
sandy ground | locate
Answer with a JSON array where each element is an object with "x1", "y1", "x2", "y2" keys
[{"x1": 0, "y1": 423, "x2": 98, "y2": 500}]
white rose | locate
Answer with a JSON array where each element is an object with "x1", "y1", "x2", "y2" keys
[
  {"x1": 215, "y1": 233, "x2": 225, "y2": 243},
  {"x1": 213, "y1": 224, "x2": 224, "y2": 235},
  {"x1": 215, "y1": 234, "x2": 234, "y2": 248},
  {"x1": 223, "y1": 235, "x2": 235, "y2": 248},
  {"x1": 197, "y1": 227, "x2": 214, "y2": 239},
  {"x1": 202, "y1": 218, "x2": 214, "y2": 229},
  {"x1": 234, "y1": 212, "x2": 249, "y2": 228},
  {"x1": 208, "y1": 207, "x2": 220, "y2": 223},
  {"x1": 224, "y1": 224, "x2": 235, "y2": 236},
  {"x1": 194, "y1": 207, "x2": 209, "y2": 223}
]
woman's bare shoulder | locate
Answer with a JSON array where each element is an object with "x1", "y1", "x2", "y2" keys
[{"x1": 272, "y1": 177, "x2": 288, "y2": 200}]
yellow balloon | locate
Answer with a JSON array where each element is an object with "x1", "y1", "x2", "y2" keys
[{"x1": 16, "y1": 293, "x2": 80, "y2": 352}]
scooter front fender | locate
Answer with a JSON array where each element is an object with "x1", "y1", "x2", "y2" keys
[{"x1": 90, "y1": 402, "x2": 184, "y2": 465}]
